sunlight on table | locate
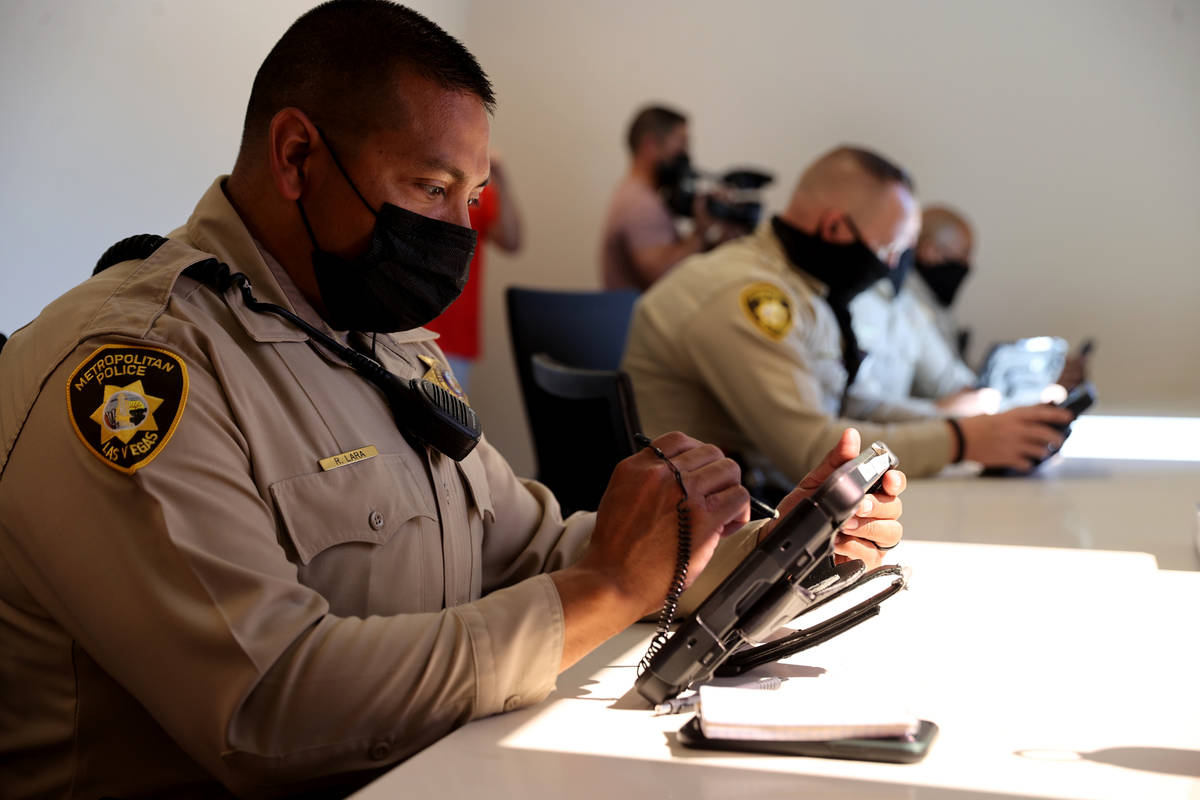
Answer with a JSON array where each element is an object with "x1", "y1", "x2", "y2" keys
[{"x1": 1058, "y1": 416, "x2": 1200, "y2": 462}]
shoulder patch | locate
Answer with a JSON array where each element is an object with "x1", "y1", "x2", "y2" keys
[
  {"x1": 739, "y1": 282, "x2": 794, "y2": 341},
  {"x1": 66, "y1": 345, "x2": 188, "y2": 475}
]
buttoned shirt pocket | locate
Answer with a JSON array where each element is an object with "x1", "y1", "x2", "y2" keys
[{"x1": 269, "y1": 455, "x2": 440, "y2": 615}]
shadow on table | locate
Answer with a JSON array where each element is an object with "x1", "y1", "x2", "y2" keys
[
  {"x1": 1015, "y1": 746, "x2": 1200, "y2": 777},
  {"x1": 1084, "y1": 747, "x2": 1200, "y2": 777}
]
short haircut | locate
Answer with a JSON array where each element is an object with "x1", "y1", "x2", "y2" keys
[
  {"x1": 626, "y1": 105, "x2": 687, "y2": 154},
  {"x1": 240, "y1": 0, "x2": 494, "y2": 151},
  {"x1": 838, "y1": 146, "x2": 915, "y2": 193},
  {"x1": 919, "y1": 205, "x2": 972, "y2": 248}
]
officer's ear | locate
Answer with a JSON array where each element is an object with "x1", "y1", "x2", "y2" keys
[
  {"x1": 817, "y1": 210, "x2": 854, "y2": 244},
  {"x1": 267, "y1": 108, "x2": 320, "y2": 202}
]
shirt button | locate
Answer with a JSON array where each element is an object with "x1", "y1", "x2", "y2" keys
[
  {"x1": 503, "y1": 695, "x2": 520, "y2": 712},
  {"x1": 368, "y1": 741, "x2": 391, "y2": 761},
  {"x1": 368, "y1": 510, "x2": 385, "y2": 530}
]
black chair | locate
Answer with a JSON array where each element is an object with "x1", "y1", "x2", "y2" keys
[
  {"x1": 527, "y1": 354, "x2": 641, "y2": 515},
  {"x1": 506, "y1": 286, "x2": 640, "y2": 488}
]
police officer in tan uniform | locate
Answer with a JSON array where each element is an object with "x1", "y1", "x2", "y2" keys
[
  {"x1": 846, "y1": 271, "x2": 998, "y2": 423},
  {"x1": 624, "y1": 146, "x2": 1074, "y2": 488},
  {"x1": 0, "y1": 5, "x2": 906, "y2": 798}
]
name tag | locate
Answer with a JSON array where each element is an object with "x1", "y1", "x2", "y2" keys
[{"x1": 319, "y1": 445, "x2": 379, "y2": 471}]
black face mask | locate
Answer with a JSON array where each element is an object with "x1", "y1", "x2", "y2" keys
[
  {"x1": 888, "y1": 248, "x2": 915, "y2": 295},
  {"x1": 770, "y1": 216, "x2": 890, "y2": 392},
  {"x1": 915, "y1": 258, "x2": 970, "y2": 307},
  {"x1": 770, "y1": 216, "x2": 889, "y2": 305},
  {"x1": 296, "y1": 135, "x2": 478, "y2": 333},
  {"x1": 654, "y1": 151, "x2": 693, "y2": 190}
]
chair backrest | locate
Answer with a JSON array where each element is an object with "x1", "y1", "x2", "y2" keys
[
  {"x1": 527, "y1": 354, "x2": 641, "y2": 514},
  {"x1": 506, "y1": 286, "x2": 639, "y2": 482}
]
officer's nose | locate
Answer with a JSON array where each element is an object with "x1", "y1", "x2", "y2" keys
[{"x1": 447, "y1": 202, "x2": 472, "y2": 230}]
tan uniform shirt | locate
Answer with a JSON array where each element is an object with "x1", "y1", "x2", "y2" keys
[
  {"x1": 0, "y1": 178, "x2": 597, "y2": 798},
  {"x1": 622, "y1": 224, "x2": 954, "y2": 481},
  {"x1": 846, "y1": 279, "x2": 976, "y2": 422}
]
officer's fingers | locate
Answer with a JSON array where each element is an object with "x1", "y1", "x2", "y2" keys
[
  {"x1": 683, "y1": 454, "x2": 742, "y2": 499},
  {"x1": 1008, "y1": 431, "x2": 1059, "y2": 463},
  {"x1": 846, "y1": 493, "x2": 901, "y2": 525},
  {"x1": 648, "y1": 431, "x2": 705, "y2": 459},
  {"x1": 879, "y1": 469, "x2": 906, "y2": 497},
  {"x1": 833, "y1": 533, "x2": 886, "y2": 569},
  {"x1": 996, "y1": 451, "x2": 1036, "y2": 471},
  {"x1": 698, "y1": 483, "x2": 752, "y2": 539},
  {"x1": 797, "y1": 428, "x2": 861, "y2": 492},
  {"x1": 1020, "y1": 404, "x2": 1074, "y2": 426},
  {"x1": 670, "y1": 442, "x2": 732, "y2": 475},
  {"x1": 831, "y1": 477, "x2": 902, "y2": 534},
  {"x1": 1022, "y1": 424, "x2": 1066, "y2": 449},
  {"x1": 842, "y1": 498, "x2": 900, "y2": 531},
  {"x1": 841, "y1": 519, "x2": 902, "y2": 550}
]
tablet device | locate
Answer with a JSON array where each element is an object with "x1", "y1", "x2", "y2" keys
[
  {"x1": 976, "y1": 336, "x2": 1068, "y2": 408},
  {"x1": 633, "y1": 442, "x2": 899, "y2": 705}
]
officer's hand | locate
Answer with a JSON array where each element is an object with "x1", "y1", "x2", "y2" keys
[
  {"x1": 958, "y1": 404, "x2": 1074, "y2": 470},
  {"x1": 759, "y1": 428, "x2": 905, "y2": 569},
  {"x1": 580, "y1": 432, "x2": 750, "y2": 618}
]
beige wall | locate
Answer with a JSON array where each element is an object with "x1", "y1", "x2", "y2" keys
[
  {"x1": 0, "y1": 0, "x2": 468, "y2": 327},
  {"x1": 2, "y1": 1, "x2": 1197, "y2": 480}
]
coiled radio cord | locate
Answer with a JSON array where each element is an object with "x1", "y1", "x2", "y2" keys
[{"x1": 634, "y1": 433, "x2": 691, "y2": 676}]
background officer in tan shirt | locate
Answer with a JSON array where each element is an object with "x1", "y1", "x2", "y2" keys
[
  {"x1": 846, "y1": 243, "x2": 1001, "y2": 423},
  {"x1": 0, "y1": 3, "x2": 905, "y2": 797},
  {"x1": 624, "y1": 146, "x2": 1073, "y2": 493},
  {"x1": 910, "y1": 205, "x2": 1089, "y2": 392}
]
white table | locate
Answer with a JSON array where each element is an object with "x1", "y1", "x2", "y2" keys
[
  {"x1": 901, "y1": 415, "x2": 1200, "y2": 571},
  {"x1": 353, "y1": 416, "x2": 1200, "y2": 799},
  {"x1": 352, "y1": 541, "x2": 1200, "y2": 800}
]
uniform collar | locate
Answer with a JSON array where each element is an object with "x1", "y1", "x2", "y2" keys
[
  {"x1": 753, "y1": 221, "x2": 829, "y2": 298},
  {"x1": 182, "y1": 176, "x2": 437, "y2": 346}
]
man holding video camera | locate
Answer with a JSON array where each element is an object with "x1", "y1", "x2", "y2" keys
[
  {"x1": 623, "y1": 145, "x2": 1075, "y2": 492},
  {"x1": 600, "y1": 105, "x2": 739, "y2": 291}
]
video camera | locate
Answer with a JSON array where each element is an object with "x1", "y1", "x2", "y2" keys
[{"x1": 657, "y1": 154, "x2": 774, "y2": 230}]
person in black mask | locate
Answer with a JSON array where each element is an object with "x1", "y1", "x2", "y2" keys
[
  {"x1": 600, "y1": 104, "x2": 735, "y2": 291},
  {"x1": 623, "y1": 145, "x2": 1074, "y2": 495},
  {"x1": 907, "y1": 205, "x2": 1087, "y2": 390},
  {"x1": 845, "y1": 207, "x2": 1001, "y2": 424},
  {"x1": 910, "y1": 205, "x2": 976, "y2": 354}
]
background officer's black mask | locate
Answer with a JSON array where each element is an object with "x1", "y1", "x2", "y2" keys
[
  {"x1": 296, "y1": 131, "x2": 478, "y2": 333},
  {"x1": 915, "y1": 258, "x2": 970, "y2": 307}
]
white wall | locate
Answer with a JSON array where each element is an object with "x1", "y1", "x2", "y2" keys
[
  {"x1": 2, "y1": 1, "x2": 1197, "y2": 480},
  {"x1": 0, "y1": 0, "x2": 469, "y2": 326}
]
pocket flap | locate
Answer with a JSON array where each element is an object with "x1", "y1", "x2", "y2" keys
[
  {"x1": 270, "y1": 455, "x2": 436, "y2": 565},
  {"x1": 455, "y1": 449, "x2": 495, "y2": 522}
]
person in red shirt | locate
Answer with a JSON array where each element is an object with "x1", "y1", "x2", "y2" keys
[{"x1": 426, "y1": 156, "x2": 522, "y2": 390}]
